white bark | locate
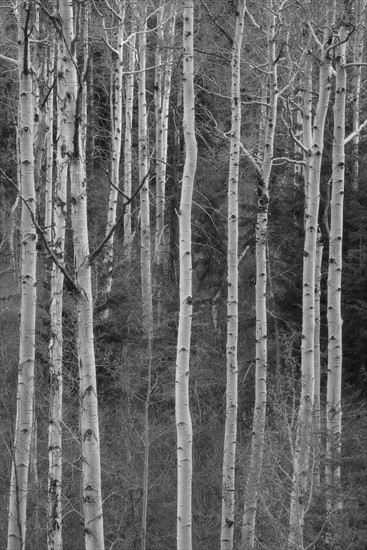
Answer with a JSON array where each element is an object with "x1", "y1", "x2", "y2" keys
[
  {"x1": 137, "y1": 7, "x2": 154, "y2": 549},
  {"x1": 351, "y1": 0, "x2": 367, "y2": 189},
  {"x1": 242, "y1": 7, "x2": 279, "y2": 549},
  {"x1": 313, "y1": 230, "x2": 323, "y2": 487},
  {"x1": 44, "y1": 39, "x2": 55, "y2": 247},
  {"x1": 155, "y1": 2, "x2": 176, "y2": 272},
  {"x1": 221, "y1": 2, "x2": 245, "y2": 549},
  {"x1": 7, "y1": 3, "x2": 36, "y2": 548},
  {"x1": 124, "y1": 5, "x2": 137, "y2": 259},
  {"x1": 176, "y1": 2, "x2": 197, "y2": 548},
  {"x1": 103, "y1": 1, "x2": 126, "y2": 318},
  {"x1": 58, "y1": 1, "x2": 105, "y2": 547},
  {"x1": 46, "y1": 7, "x2": 70, "y2": 546},
  {"x1": 288, "y1": 6, "x2": 335, "y2": 548},
  {"x1": 326, "y1": 22, "x2": 348, "y2": 544}
]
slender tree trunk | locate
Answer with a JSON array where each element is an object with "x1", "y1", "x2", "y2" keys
[
  {"x1": 44, "y1": 38, "x2": 55, "y2": 247},
  {"x1": 288, "y1": 6, "x2": 335, "y2": 548},
  {"x1": 124, "y1": 5, "x2": 137, "y2": 259},
  {"x1": 155, "y1": 2, "x2": 176, "y2": 277},
  {"x1": 155, "y1": 2, "x2": 176, "y2": 324},
  {"x1": 137, "y1": 7, "x2": 153, "y2": 550},
  {"x1": 176, "y1": 2, "x2": 197, "y2": 548},
  {"x1": 103, "y1": 1, "x2": 126, "y2": 318},
  {"x1": 7, "y1": 3, "x2": 36, "y2": 548},
  {"x1": 220, "y1": 2, "x2": 245, "y2": 549},
  {"x1": 58, "y1": 1, "x2": 105, "y2": 547},
  {"x1": 313, "y1": 230, "x2": 323, "y2": 487},
  {"x1": 242, "y1": 7, "x2": 279, "y2": 548},
  {"x1": 46, "y1": 6, "x2": 71, "y2": 544},
  {"x1": 326, "y1": 22, "x2": 348, "y2": 548},
  {"x1": 81, "y1": 1, "x2": 91, "y2": 153},
  {"x1": 351, "y1": 0, "x2": 367, "y2": 190},
  {"x1": 302, "y1": 55, "x2": 313, "y2": 230}
]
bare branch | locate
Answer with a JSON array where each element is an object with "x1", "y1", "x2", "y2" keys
[
  {"x1": 239, "y1": 142, "x2": 262, "y2": 176},
  {"x1": 0, "y1": 168, "x2": 80, "y2": 294},
  {"x1": 245, "y1": 8, "x2": 262, "y2": 31},
  {"x1": 89, "y1": 169, "x2": 151, "y2": 263},
  {"x1": 0, "y1": 53, "x2": 18, "y2": 66},
  {"x1": 273, "y1": 157, "x2": 306, "y2": 166},
  {"x1": 238, "y1": 245, "x2": 250, "y2": 266},
  {"x1": 202, "y1": 0, "x2": 233, "y2": 45},
  {"x1": 345, "y1": 117, "x2": 367, "y2": 144}
]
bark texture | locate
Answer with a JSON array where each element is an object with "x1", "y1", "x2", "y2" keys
[
  {"x1": 242, "y1": 6, "x2": 279, "y2": 548},
  {"x1": 7, "y1": 4, "x2": 36, "y2": 548},
  {"x1": 58, "y1": 1, "x2": 105, "y2": 547},
  {"x1": 326, "y1": 22, "x2": 348, "y2": 546},
  {"x1": 176, "y1": 2, "x2": 197, "y2": 548},
  {"x1": 221, "y1": 2, "x2": 245, "y2": 548},
  {"x1": 288, "y1": 5, "x2": 335, "y2": 547}
]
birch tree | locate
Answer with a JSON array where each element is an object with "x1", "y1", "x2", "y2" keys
[
  {"x1": 7, "y1": 2, "x2": 37, "y2": 548},
  {"x1": 44, "y1": 36, "x2": 55, "y2": 247},
  {"x1": 242, "y1": 4, "x2": 282, "y2": 548},
  {"x1": 155, "y1": 1, "x2": 176, "y2": 273},
  {"x1": 175, "y1": 2, "x2": 197, "y2": 548},
  {"x1": 103, "y1": 0, "x2": 126, "y2": 318},
  {"x1": 46, "y1": 2, "x2": 69, "y2": 545},
  {"x1": 351, "y1": 0, "x2": 367, "y2": 189},
  {"x1": 124, "y1": 3, "x2": 137, "y2": 259},
  {"x1": 57, "y1": 1, "x2": 105, "y2": 547},
  {"x1": 137, "y1": 5, "x2": 154, "y2": 549},
  {"x1": 220, "y1": 2, "x2": 245, "y2": 549},
  {"x1": 313, "y1": 230, "x2": 323, "y2": 487},
  {"x1": 326, "y1": 20, "x2": 349, "y2": 546},
  {"x1": 288, "y1": 4, "x2": 335, "y2": 548}
]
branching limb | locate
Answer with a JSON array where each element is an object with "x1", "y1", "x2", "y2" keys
[
  {"x1": 281, "y1": 98, "x2": 310, "y2": 155},
  {"x1": 345, "y1": 117, "x2": 367, "y2": 144},
  {"x1": 245, "y1": 7, "x2": 262, "y2": 31},
  {"x1": 0, "y1": 168, "x2": 80, "y2": 294},
  {"x1": 324, "y1": 25, "x2": 355, "y2": 59},
  {"x1": 239, "y1": 142, "x2": 262, "y2": 176},
  {"x1": 202, "y1": 0, "x2": 233, "y2": 45},
  {"x1": 89, "y1": 169, "x2": 151, "y2": 263},
  {"x1": 0, "y1": 53, "x2": 18, "y2": 66},
  {"x1": 238, "y1": 245, "x2": 250, "y2": 266},
  {"x1": 273, "y1": 157, "x2": 306, "y2": 166},
  {"x1": 307, "y1": 20, "x2": 322, "y2": 50}
]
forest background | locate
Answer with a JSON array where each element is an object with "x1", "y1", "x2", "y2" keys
[{"x1": 0, "y1": 0, "x2": 366, "y2": 549}]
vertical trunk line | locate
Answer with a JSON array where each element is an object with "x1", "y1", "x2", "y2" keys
[
  {"x1": 242, "y1": 6, "x2": 279, "y2": 548},
  {"x1": 8, "y1": 3, "x2": 36, "y2": 548},
  {"x1": 221, "y1": 2, "x2": 245, "y2": 549},
  {"x1": 326, "y1": 22, "x2": 348, "y2": 547},
  {"x1": 176, "y1": 3, "x2": 197, "y2": 549}
]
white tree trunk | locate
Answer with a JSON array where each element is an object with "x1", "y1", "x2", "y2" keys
[
  {"x1": 103, "y1": 1, "x2": 126, "y2": 318},
  {"x1": 351, "y1": 0, "x2": 367, "y2": 189},
  {"x1": 155, "y1": 2, "x2": 176, "y2": 273},
  {"x1": 137, "y1": 7, "x2": 154, "y2": 549},
  {"x1": 124, "y1": 5, "x2": 137, "y2": 259},
  {"x1": 288, "y1": 6, "x2": 335, "y2": 548},
  {"x1": 44, "y1": 38, "x2": 55, "y2": 247},
  {"x1": 242, "y1": 8, "x2": 279, "y2": 549},
  {"x1": 58, "y1": 1, "x2": 105, "y2": 547},
  {"x1": 313, "y1": 230, "x2": 323, "y2": 487},
  {"x1": 176, "y1": 2, "x2": 197, "y2": 548},
  {"x1": 326, "y1": 22, "x2": 348, "y2": 546},
  {"x1": 221, "y1": 2, "x2": 245, "y2": 549},
  {"x1": 7, "y1": 3, "x2": 36, "y2": 548},
  {"x1": 46, "y1": 7, "x2": 72, "y2": 545}
]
